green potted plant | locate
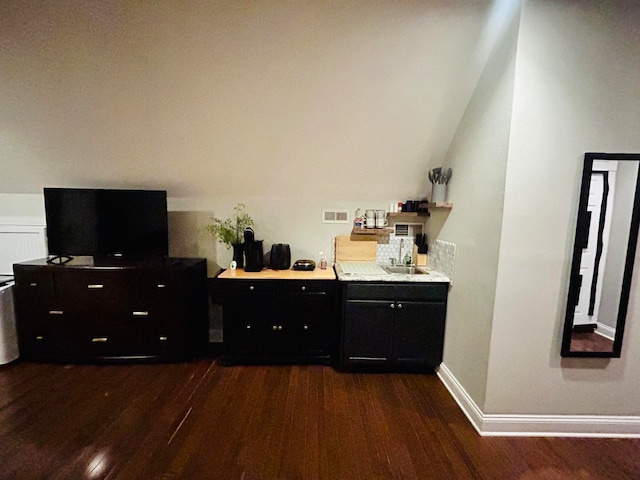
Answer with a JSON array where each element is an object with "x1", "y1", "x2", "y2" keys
[{"x1": 205, "y1": 203, "x2": 254, "y2": 268}]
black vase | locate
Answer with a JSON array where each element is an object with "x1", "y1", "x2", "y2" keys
[{"x1": 232, "y1": 242, "x2": 244, "y2": 268}]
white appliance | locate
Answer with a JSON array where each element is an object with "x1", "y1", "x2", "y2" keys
[{"x1": 0, "y1": 283, "x2": 18, "y2": 365}]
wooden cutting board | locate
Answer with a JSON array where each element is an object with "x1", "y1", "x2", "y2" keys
[{"x1": 335, "y1": 235, "x2": 377, "y2": 262}]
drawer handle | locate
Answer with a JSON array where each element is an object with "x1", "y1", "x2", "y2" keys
[
  {"x1": 246, "y1": 325, "x2": 251, "y2": 330},
  {"x1": 29, "y1": 282, "x2": 38, "y2": 287},
  {"x1": 397, "y1": 303, "x2": 403, "y2": 309},
  {"x1": 390, "y1": 303, "x2": 395, "y2": 309},
  {"x1": 49, "y1": 310, "x2": 64, "y2": 315},
  {"x1": 132, "y1": 311, "x2": 149, "y2": 316},
  {"x1": 157, "y1": 284, "x2": 166, "y2": 288},
  {"x1": 92, "y1": 337, "x2": 108, "y2": 343},
  {"x1": 159, "y1": 336, "x2": 168, "y2": 341},
  {"x1": 87, "y1": 284, "x2": 104, "y2": 289},
  {"x1": 36, "y1": 335, "x2": 44, "y2": 340}
]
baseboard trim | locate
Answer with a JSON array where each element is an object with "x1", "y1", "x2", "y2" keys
[{"x1": 437, "y1": 363, "x2": 640, "y2": 438}]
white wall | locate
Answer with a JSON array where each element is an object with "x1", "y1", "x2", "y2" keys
[
  {"x1": 427, "y1": 1, "x2": 520, "y2": 409},
  {"x1": 486, "y1": 0, "x2": 640, "y2": 416},
  {"x1": 0, "y1": 0, "x2": 498, "y2": 273}
]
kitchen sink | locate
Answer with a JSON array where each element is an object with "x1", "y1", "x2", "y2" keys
[{"x1": 383, "y1": 265, "x2": 428, "y2": 275}]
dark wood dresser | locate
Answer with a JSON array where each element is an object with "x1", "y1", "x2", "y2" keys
[{"x1": 13, "y1": 256, "x2": 207, "y2": 363}]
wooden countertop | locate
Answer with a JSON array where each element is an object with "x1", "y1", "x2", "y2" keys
[{"x1": 218, "y1": 267, "x2": 336, "y2": 280}]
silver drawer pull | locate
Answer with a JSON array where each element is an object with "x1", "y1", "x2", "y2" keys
[
  {"x1": 49, "y1": 310, "x2": 64, "y2": 315},
  {"x1": 92, "y1": 337, "x2": 108, "y2": 343},
  {"x1": 132, "y1": 311, "x2": 149, "y2": 316},
  {"x1": 29, "y1": 282, "x2": 38, "y2": 287},
  {"x1": 87, "y1": 284, "x2": 104, "y2": 289},
  {"x1": 159, "y1": 336, "x2": 168, "y2": 341},
  {"x1": 157, "y1": 284, "x2": 166, "y2": 288},
  {"x1": 36, "y1": 335, "x2": 44, "y2": 340}
]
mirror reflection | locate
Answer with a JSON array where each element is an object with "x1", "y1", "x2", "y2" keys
[{"x1": 562, "y1": 153, "x2": 640, "y2": 357}]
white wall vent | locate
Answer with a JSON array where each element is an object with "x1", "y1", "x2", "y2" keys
[
  {"x1": 322, "y1": 209, "x2": 349, "y2": 224},
  {"x1": 394, "y1": 223, "x2": 422, "y2": 237}
]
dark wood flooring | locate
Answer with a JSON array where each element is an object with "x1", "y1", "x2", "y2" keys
[
  {"x1": 570, "y1": 331, "x2": 615, "y2": 352},
  {"x1": 0, "y1": 359, "x2": 639, "y2": 479}
]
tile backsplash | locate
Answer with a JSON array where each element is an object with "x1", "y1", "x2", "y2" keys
[
  {"x1": 429, "y1": 239, "x2": 456, "y2": 283},
  {"x1": 376, "y1": 235, "x2": 414, "y2": 264}
]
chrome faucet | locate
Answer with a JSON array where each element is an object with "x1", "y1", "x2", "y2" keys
[{"x1": 398, "y1": 239, "x2": 404, "y2": 265}]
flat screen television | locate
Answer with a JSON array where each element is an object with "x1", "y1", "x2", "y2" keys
[{"x1": 44, "y1": 188, "x2": 169, "y2": 259}]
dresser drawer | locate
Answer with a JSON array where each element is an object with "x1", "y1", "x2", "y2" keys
[
  {"x1": 55, "y1": 269, "x2": 130, "y2": 301},
  {"x1": 14, "y1": 267, "x2": 55, "y2": 298}
]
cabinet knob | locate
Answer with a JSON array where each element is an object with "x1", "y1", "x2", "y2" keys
[
  {"x1": 390, "y1": 303, "x2": 395, "y2": 309},
  {"x1": 249, "y1": 285, "x2": 255, "y2": 291},
  {"x1": 272, "y1": 325, "x2": 278, "y2": 331},
  {"x1": 278, "y1": 325, "x2": 283, "y2": 331},
  {"x1": 397, "y1": 303, "x2": 403, "y2": 309},
  {"x1": 159, "y1": 336, "x2": 168, "y2": 341},
  {"x1": 246, "y1": 325, "x2": 251, "y2": 330},
  {"x1": 303, "y1": 325, "x2": 309, "y2": 331},
  {"x1": 301, "y1": 286, "x2": 306, "y2": 291}
]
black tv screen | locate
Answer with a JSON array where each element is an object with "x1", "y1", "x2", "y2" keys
[{"x1": 44, "y1": 188, "x2": 169, "y2": 258}]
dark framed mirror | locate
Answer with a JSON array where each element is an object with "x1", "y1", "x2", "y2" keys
[{"x1": 562, "y1": 153, "x2": 640, "y2": 357}]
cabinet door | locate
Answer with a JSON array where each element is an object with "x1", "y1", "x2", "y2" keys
[
  {"x1": 343, "y1": 300, "x2": 394, "y2": 369},
  {"x1": 393, "y1": 301, "x2": 446, "y2": 371},
  {"x1": 281, "y1": 281, "x2": 335, "y2": 357},
  {"x1": 222, "y1": 281, "x2": 277, "y2": 356}
]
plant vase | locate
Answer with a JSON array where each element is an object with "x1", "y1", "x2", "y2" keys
[{"x1": 232, "y1": 243, "x2": 244, "y2": 268}]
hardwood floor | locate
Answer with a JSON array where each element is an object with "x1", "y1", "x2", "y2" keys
[{"x1": 0, "y1": 359, "x2": 639, "y2": 479}]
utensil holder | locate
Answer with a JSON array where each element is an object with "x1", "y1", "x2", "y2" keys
[{"x1": 432, "y1": 184, "x2": 447, "y2": 203}]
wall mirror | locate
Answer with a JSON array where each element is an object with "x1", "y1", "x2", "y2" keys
[{"x1": 562, "y1": 153, "x2": 640, "y2": 357}]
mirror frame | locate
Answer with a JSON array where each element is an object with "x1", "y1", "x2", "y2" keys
[{"x1": 562, "y1": 152, "x2": 640, "y2": 357}]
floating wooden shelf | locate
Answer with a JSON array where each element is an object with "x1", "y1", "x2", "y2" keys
[
  {"x1": 428, "y1": 202, "x2": 453, "y2": 209},
  {"x1": 351, "y1": 227, "x2": 394, "y2": 237},
  {"x1": 387, "y1": 212, "x2": 429, "y2": 218}
]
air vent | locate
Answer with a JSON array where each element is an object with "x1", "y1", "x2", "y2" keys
[
  {"x1": 395, "y1": 224, "x2": 409, "y2": 236},
  {"x1": 322, "y1": 209, "x2": 349, "y2": 224},
  {"x1": 394, "y1": 223, "x2": 423, "y2": 237}
]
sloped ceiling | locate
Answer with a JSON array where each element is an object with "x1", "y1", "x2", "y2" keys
[{"x1": 0, "y1": 0, "x2": 510, "y2": 201}]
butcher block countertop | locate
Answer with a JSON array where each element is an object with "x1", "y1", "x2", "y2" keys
[{"x1": 218, "y1": 267, "x2": 336, "y2": 280}]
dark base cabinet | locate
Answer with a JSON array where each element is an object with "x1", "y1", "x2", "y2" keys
[
  {"x1": 340, "y1": 282, "x2": 448, "y2": 373},
  {"x1": 220, "y1": 279, "x2": 338, "y2": 365},
  {"x1": 13, "y1": 257, "x2": 208, "y2": 363}
]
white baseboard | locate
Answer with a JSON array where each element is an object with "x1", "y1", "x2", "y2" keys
[
  {"x1": 437, "y1": 363, "x2": 640, "y2": 437},
  {"x1": 596, "y1": 322, "x2": 616, "y2": 341}
]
